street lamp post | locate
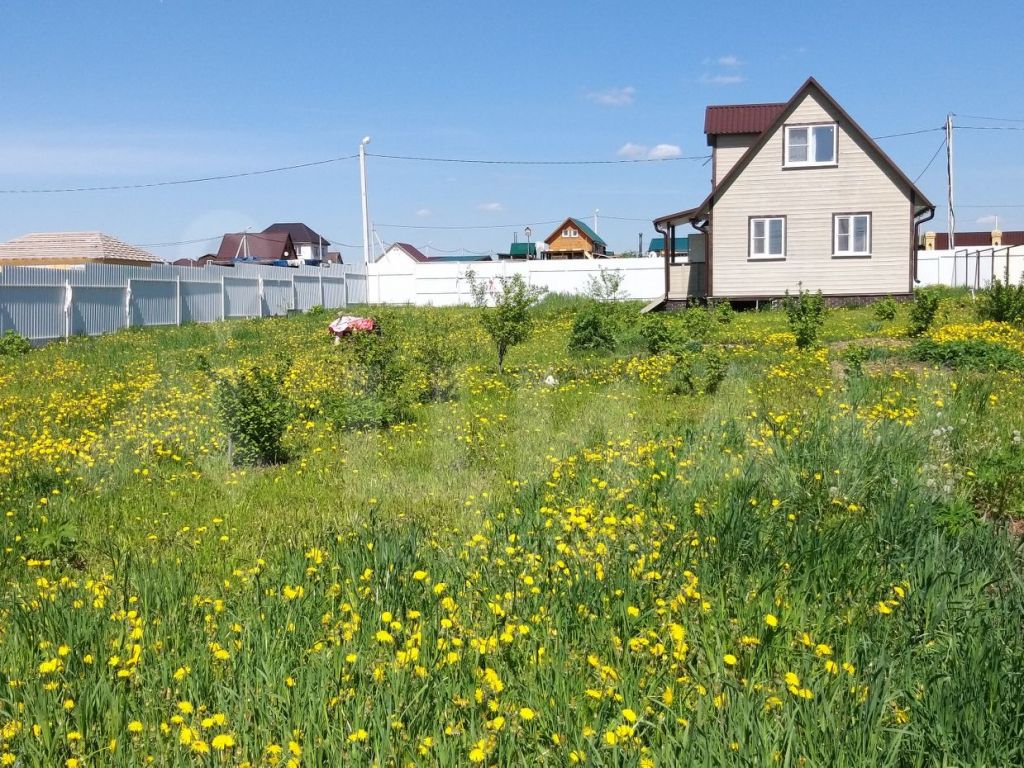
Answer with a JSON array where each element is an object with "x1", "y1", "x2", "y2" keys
[
  {"x1": 359, "y1": 136, "x2": 371, "y2": 265},
  {"x1": 524, "y1": 226, "x2": 532, "y2": 261}
]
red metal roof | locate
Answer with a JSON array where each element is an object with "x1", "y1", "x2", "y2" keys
[
  {"x1": 934, "y1": 231, "x2": 1024, "y2": 250},
  {"x1": 215, "y1": 231, "x2": 295, "y2": 261},
  {"x1": 704, "y1": 103, "x2": 787, "y2": 136}
]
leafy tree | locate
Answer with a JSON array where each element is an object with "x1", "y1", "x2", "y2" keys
[
  {"x1": 585, "y1": 267, "x2": 627, "y2": 302},
  {"x1": 466, "y1": 270, "x2": 546, "y2": 373},
  {"x1": 568, "y1": 302, "x2": 616, "y2": 353}
]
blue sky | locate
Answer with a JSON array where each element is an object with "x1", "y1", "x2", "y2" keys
[{"x1": 2, "y1": 0, "x2": 1022, "y2": 261}]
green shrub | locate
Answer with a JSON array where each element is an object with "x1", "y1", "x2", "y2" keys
[
  {"x1": 348, "y1": 328, "x2": 416, "y2": 427},
  {"x1": 908, "y1": 288, "x2": 941, "y2": 337},
  {"x1": 911, "y1": 339, "x2": 1024, "y2": 371},
  {"x1": 677, "y1": 307, "x2": 714, "y2": 344},
  {"x1": 976, "y1": 278, "x2": 1024, "y2": 326},
  {"x1": 873, "y1": 296, "x2": 898, "y2": 322},
  {"x1": 667, "y1": 347, "x2": 728, "y2": 395},
  {"x1": 783, "y1": 287, "x2": 827, "y2": 348},
  {"x1": 714, "y1": 301, "x2": 735, "y2": 325},
  {"x1": 568, "y1": 302, "x2": 617, "y2": 353},
  {"x1": 0, "y1": 330, "x2": 31, "y2": 357},
  {"x1": 211, "y1": 361, "x2": 295, "y2": 465},
  {"x1": 307, "y1": 304, "x2": 328, "y2": 318},
  {"x1": 638, "y1": 313, "x2": 674, "y2": 355},
  {"x1": 467, "y1": 271, "x2": 546, "y2": 373},
  {"x1": 412, "y1": 318, "x2": 459, "y2": 403},
  {"x1": 842, "y1": 344, "x2": 869, "y2": 378}
]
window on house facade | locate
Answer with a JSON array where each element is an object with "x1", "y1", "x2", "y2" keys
[
  {"x1": 785, "y1": 124, "x2": 836, "y2": 166},
  {"x1": 562, "y1": 227, "x2": 579, "y2": 238},
  {"x1": 750, "y1": 217, "x2": 785, "y2": 259},
  {"x1": 834, "y1": 213, "x2": 871, "y2": 256}
]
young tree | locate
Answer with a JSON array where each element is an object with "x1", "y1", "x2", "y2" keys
[{"x1": 466, "y1": 270, "x2": 546, "y2": 373}]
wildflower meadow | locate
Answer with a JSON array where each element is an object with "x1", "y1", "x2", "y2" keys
[{"x1": 1, "y1": 291, "x2": 1023, "y2": 766}]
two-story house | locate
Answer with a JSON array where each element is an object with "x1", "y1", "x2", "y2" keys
[
  {"x1": 653, "y1": 77, "x2": 935, "y2": 304},
  {"x1": 544, "y1": 217, "x2": 607, "y2": 259}
]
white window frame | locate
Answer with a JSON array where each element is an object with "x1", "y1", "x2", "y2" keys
[
  {"x1": 833, "y1": 213, "x2": 871, "y2": 257},
  {"x1": 749, "y1": 216, "x2": 785, "y2": 259},
  {"x1": 562, "y1": 227, "x2": 579, "y2": 238},
  {"x1": 784, "y1": 123, "x2": 837, "y2": 167}
]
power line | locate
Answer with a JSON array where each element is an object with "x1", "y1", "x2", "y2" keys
[
  {"x1": 953, "y1": 113, "x2": 1024, "y2": 124},
  {"x1": 872, "y1": 127, "x2": 945, "y2": 139},
  {"x1": 913, "y1": 136, "x2": 947, "y2": 183},
  {"x1": 366, "y1": 152, "x2": 711, "y2": 165},
  {"x1": 957, "y1": 203, "x2": 1024, "y2": 209},
  {"x1": 956, "y1": 125, "x2": 1024, "y2": 132},
  {"x1": 0, "y1": 155, "x2": 359, "y2": 194},
  {"x1": 375, "y1": 219, "x2": 564, "y2": 231}
]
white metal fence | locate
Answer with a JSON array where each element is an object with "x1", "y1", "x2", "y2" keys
[
  {"x1": 365, "y1": 257, "x2": 665, "y2": 306},
  {"x1": 917, "y1": 247, "x2": 1024, "y2": 290},
  {"x1": 0, "y1": 261, "x2": 368, "y2": 344}
]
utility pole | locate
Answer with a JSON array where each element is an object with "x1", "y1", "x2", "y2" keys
[
  {"x1": 593, "y1": 208, "x2": 599, "y2": 233},
  {"x1": 638, "y1": 232, "x2": 643, "y2": 257},
  {"x1": 945, "y1": 114, "x2": 955, "y2": 253},
  {"x1": 359, "y1": 136, "x2": 371, "y2": 266}
]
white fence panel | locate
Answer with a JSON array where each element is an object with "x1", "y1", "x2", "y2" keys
[
  {"x1": 180, "y1": 281, "x2": 221, "y2": 324},
  {"x1": 129, "y1": 279, "x2": 177, "y2": 327},
  {"x1": 223, "y1": 277, "x2": 260, "y2": 318},
  {"x1": 322, "y1": 277, "x2": 347, "y2": 309},
  {"x1": 73, "y1": 286, "x2": 128, "y2": 336},
  {"x1": 917, "y1": 248, "x2": 1024, "y2": 289},
  {"x1": 262, "y1": 278, "x2": 294, "y2": 317},
  {"x1": 0, "y1": 285, "x2": 64, "y2": 341}
]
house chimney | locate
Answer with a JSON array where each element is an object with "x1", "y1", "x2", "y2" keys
[
  {"x1": 923, "y1": 231, "x2": 936, "y2": 251},
  {"x1": 992, "y1": 228, "x2": 1002, "y2": 248}
]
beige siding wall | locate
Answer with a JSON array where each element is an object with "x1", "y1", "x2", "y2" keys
[
  {"x1": 712, "y1": 92, "x2": 912, "y2": 297},
  {"x1": 667, "y1": 262, "x2": 706, "y2": 299},
  {"x1": 714, "y1": 134, "x2": 757, "y2": 186}
]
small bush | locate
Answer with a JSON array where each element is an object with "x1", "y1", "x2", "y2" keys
[
  {"x1": 307, "y1": 305, "x2": 328, "y2": 318},
  {"x1": 568, "y1": 302, "x2": 617, "y2": 353},
  {"x1": 714, "y1": 302, "x2": 735, "y2": 325},
  {"x1": 638, "y1": 313, "x2": 674, "y2": 355},
  {"x1": 873, "y1": 296, "x2": 898, "y2": 322},
  {"x1": 843, "y1": 344, "x2": 869, "y2": 378},
  {"x1": 976, "y1": 278, "x2": 1024, "y2": 326},
  {"x1": 668, "y1": 347, "x2": 729, "y2": 395},
  {"x1": 349, "y1": 329, "x2": 416, "y2": 427},
  {"x1": 784, "y1": 287, "x2": 827, "y2": 348},
  {"x1": 211, "y1": 361, "x2": 295, "y2": 465},
  {"x1": 412, "y1": 318, "x2": 459, "y2": 403},
  {"x1": 908, "y1": 288, "x2": 941, "y2": 337},
  {"x1": 0, "y1": 330, "x2": 31, "y2": 357},
  {"x1": 678, "y1": 308, "x2": 714, "y2": 344}
]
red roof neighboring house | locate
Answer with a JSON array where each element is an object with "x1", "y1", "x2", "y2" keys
[
  {"x1": 386, "y1": 242, "x2": 430, "y2": 262},
  {"x1": 172, "y1": 258, "x2": 199, "y2": 267},
  {"x1": 704, "y1": 103, "x2": 787, "y2": 142},
  {"x1": 931, "y1": 231, "x2": 1024, "y2": 250},
  {"x1": 262, "y1": 223, "x2": 329, "y2": 247},
  {"x1": 215, "y1": 231, "x2": 296, "y2": 262}
]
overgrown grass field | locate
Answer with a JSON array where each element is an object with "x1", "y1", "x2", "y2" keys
[{"x1": 1, "y1": 292, "x2": 1023, "y2": 766}]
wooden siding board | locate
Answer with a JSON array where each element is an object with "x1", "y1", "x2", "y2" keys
[
  {"x1": 711, "y1": 91, "x2": 913, "y2": 298},
  {"x1": 714, "y1": 134, "x2": 757, "y2": 186}
]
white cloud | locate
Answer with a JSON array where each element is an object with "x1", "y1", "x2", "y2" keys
[
  {"x1": 700, "y1": 73, "x2": 745, "y2": 86},
  {"x1": 416, "y1": 208, "x2": 432, "y2": 218},
  {"x1": 477, "y1": 202, "x2": 504, "y2": 213},
  {"x1": 617, "y1": 142, "x2": 648, "y2": 159},
  {"x1": 975, "y1": 214, "x2": 1000, "y2": 226},
  {"x1": 586, "y1": 86, "x2": 636, "y2": 107},
  {"x1": 648, "y1": 144, "x2": 682, "y2": 160},
  {"x1": 716, "y1": 55, "x2": 741, "y2": 67}
]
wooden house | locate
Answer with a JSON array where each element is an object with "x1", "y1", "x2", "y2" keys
[{"x1": 543, "y1": 218, "x2": 607, "y2": 259}]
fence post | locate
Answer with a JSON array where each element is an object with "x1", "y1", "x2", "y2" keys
[
  {"x1": 175, "y1": 275, "x2": 181, "y2": 326},
  {"x1": 124, "y1": 281, "x2": 131, "y2": 329},
  {"x1": 319, "y1": 270, "x2": 325, "y2": 308},
  {"x1": 220, "y1": 275, "x2": 226, "y2": 321},
  {"x1": 290, "y1": 274, "x2": 296, "y2": 312},
  {"x1": 64, "y1": 280, "x2": 73, "y2": 341}
]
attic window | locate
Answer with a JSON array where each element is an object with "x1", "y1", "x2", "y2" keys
[
  {"x1": 784, "y1": 124, "x2": 836, "y2": 167},
  {"x1": 563, "y1": 227, "x2": 579, "y2": 238}
]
